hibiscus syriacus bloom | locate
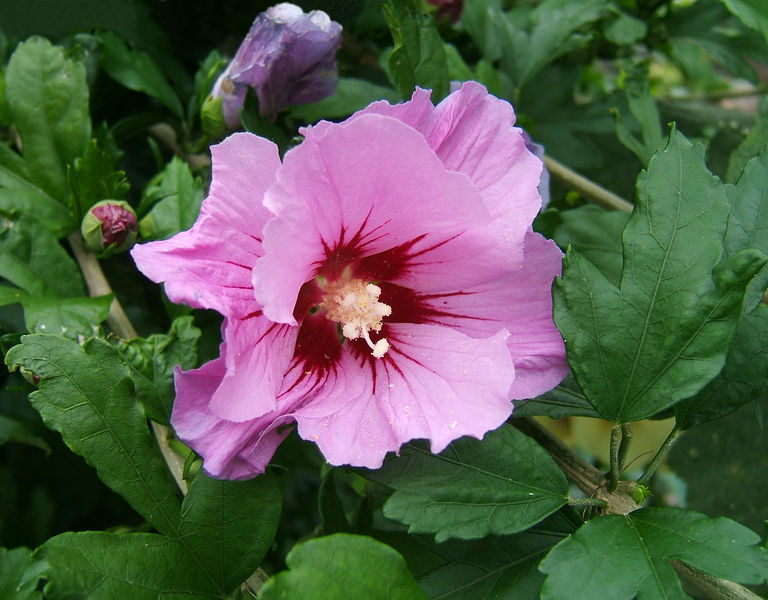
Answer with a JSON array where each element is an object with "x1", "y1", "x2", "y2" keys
[
  {"x1": 211, "y1": 2, "x2": 342, "y2": 125},
  {"x1": 132, "y1": 82, "x2": 568, "y2": 479}
]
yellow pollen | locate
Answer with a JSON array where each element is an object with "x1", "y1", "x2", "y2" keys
[{"x1": 321, "y1": 279, "x2": 391, "y2": 358}]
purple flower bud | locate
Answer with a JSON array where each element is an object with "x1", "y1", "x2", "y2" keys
[
  {"x1": 81, "y1": 200, "x2": 138, "y2": 254},
  {"x1": 211, "y1": 2, "x2": 343, "y2": 125}
]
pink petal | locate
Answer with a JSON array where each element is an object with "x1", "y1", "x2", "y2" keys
[
  {"x1": 132, "y1": 133, "x2": 280, "y2": 318},
  {"x1": 208, "y1": 316, "x2": 299, "y2": 421},
  {"x1": 252, "y1": 112, "x2": 516, "y2": 325},
  {"x1": 293, "y1": 324, "x2": 515, "y2": 468},
  {"x1": 419, "y1": 232, "x2": 568, "y2": 399},
  {"x1": 171, "y1": 359, "x2": 294, "y2": 480}
]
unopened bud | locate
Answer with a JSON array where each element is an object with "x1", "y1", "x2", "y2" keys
[{"x1": 81, "y1": 200, "x2": 138, "y2": 254}]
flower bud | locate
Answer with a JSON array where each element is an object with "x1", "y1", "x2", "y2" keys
[
  {"x1": 210, "y1": 2, "x2": 343, "y2": 125},
  {"x1": 426, "y1": 0, "x2": 464, "y2": 23},
  {"x1": 81, "y1": 200, "x2": 138, "y2": 254}
]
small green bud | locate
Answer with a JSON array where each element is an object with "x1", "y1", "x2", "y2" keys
[
  {"x1": 201, "y1": 93, "x2": 227, "y2": 140},
  {"x1": 81, "y1": 200, "x2": 138, "y2": 254}
]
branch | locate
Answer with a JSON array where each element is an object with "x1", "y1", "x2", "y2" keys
[{"x1": 543, "y1": 155, "x2": 634, "y2": 212}]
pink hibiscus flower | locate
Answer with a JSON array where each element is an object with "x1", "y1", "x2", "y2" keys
[{"x1": 132, "y1": 82, "x2": 567, "y2": 479}]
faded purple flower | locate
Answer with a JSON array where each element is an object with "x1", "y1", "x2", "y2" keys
[
  {"x1": 132, "y1": 82, "x2": 568, "y2": 479},
  {"x1": 211, "y1": 2, "x2": 342, "y2": 124},
  {"x1": 81, "y1": 200, "x2": 137, "y2": 253},
  {"x1": 427, "y1": 0, "x2": 464, "y2": 23}
]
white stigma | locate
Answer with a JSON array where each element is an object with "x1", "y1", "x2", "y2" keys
[{"x1": 322, "y1": 280, "x2": 392, "y2": 358}]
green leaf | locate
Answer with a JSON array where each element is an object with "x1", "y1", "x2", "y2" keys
[
  {"x1": 726, "y1": 97, "x2": 768, "y2": 183},
  {"x1": 39, "y1": 473, "x2": 281, "y2": 599},
  {"x1": 0, "y1": 414, "x2": 48, "y2": 451},
  {"x1": 603, "y1": 10, "x2": 647, "y2": 45},
  {"x1": 0, "y1": 144, "x2": 73, "y2": 237},
  {"x1": 22, "y1": 295, "x2": 112, "y2": 340},
  {"x1": 260, "y1": 534, "x2": 428, "y2": 600},
  {"x1": 513, "y1": 374, "x2": 601, "y2": 419},
  {"x1": 0, "y1": 212, "x2": 84, "y2": 298},
  {"x1": 675, "y1": 304, "x2": 768, "y2": 426},
  {"x1": 115, "y1": 316, "x2": 201, "y2": 424},
  {"x1": 318, "y1": 470, "x2": 352, "y2": 535},
  {"x1": 540, "y1": 507, "x2": 768, "y2": 600},
  {"x1": 0, "y1": 546, "x2": 44, "y2": 600},
  {"x1": 382, "y1": 509, "x2": 579, "y2": 600},
  {"x1": 0, "y1": 284, "x2": 26, "y2": 307},
  {"x1": 722, "y1": 0, "x2": 768, "y2": 46},
  {"x1": 362, "y1": 424, "x2": 568, "y2": 542},
  {"x1": 67, "y1": 136, "x2": 129, "y2": 223},
  {"x1": 384, "y1": 0, "x2": 450, "y2": 101},
  {"x1": 553, "y1": 205, "x2": 630, "y2": 287},
  {"x1": 5, "y1": 37, "x2": 90, "y2": 200},
  {"x1": 4, "y1": 335, "x2": 183, "y2": 537},
  {"x1": 289, "y1": 77, "x2": 401, "y2": 123},
  {"x1": 97, "y1": 30, "x2": 184, "y2": 119},
  {"x1": 554, "y1": 131, "x2": 767, "y2": 422},
  {"x1": 138, "y1": 157, "x2": 204, "y2": 241},
  {"x1": 614, "y1": 61, "x2": 664, "y2": 165}
]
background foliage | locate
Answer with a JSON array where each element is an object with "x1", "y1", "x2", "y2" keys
[{"x1": 0, "y1": 0, "x2": 767, "y2": 598}]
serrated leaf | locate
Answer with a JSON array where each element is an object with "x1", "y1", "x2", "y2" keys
[
  {"x1": 513, "y1": 374, "x2": 600, "y2": 419},
  {"x1": 553, "y1": 205, "x2": 629, "y2": 286},
  {"x1": 260, "y1": 534, "x2": 428, "y2": 600},
  {"x1": 384, "y1": 0, "x2": 450, "y2": 101},
  {"x1": 0, "y1": 546, "x2": 44, "y2": 600},
  {"x1": 39, "y1": 473, "x2": 281, "y2": 599},
  {"x1": 540, "y1": 507, "x2": 768, "y2": 600},
  {"x1": 22, "y1": 295, "x2": 112, "y2": 340},
  {"x1": 382, "y1": 509, "x2": 579, "y2": 600},
  {"x1": 115, "y1": 316, "x2": 201, "y2": 423},
  {"x1": 138, "y1": 157, "x2": 204, "y2": 240},
  {"x1": 67, "y1": 136, "x2": 129, "y2": 223},
  {"x1": 97, "y1": 30, "x2": 184, "y2": 119},
  {"x1": 0, "y1": 144, "x2": 72, "y2": 237},
  {"x1": 4, "y1": 335, "x2": 183, "y2": 537},
  {"x1": 614, "y1": 61, "x2": 664, "y2": 165},
  {"x1": 0, "y1": 212, "x2": 84, "y2": 298},
  {"x1": 5, "y1": 37, "x2": 90, "y2": 200},
  {"x1": 554, "y1": 131, "x2": 767, "y2": 422},
  {"x1": 362, "y1": 424, "x2": 568, "y2": 542}
]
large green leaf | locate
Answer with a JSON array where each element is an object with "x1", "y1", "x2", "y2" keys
[
  {"x1": 726, "y1": 97, "x2": 768, "y2": 183},
  {"x1": 362, "y1": 424, "x2": 568, "y2": 542},
  {"x1": 554, "y1": 131, "x2": 767, "y2": 422},
  {"x1": 513, "y1": 374, "x2": 600, "y2": 419},
  {"x1": 5, "y1": 37, "x2": 90, "y2": 200},
  {"x1": 97, "y1": 30, "x2": 184, "y2": 119},
  {"x1": 0, "y1": 546, "x2": 44, "y2": 600},
  {"x1": 0, "y1": 145, "x2": 72, "y2": 237},
  {"x1": 22, "y1": 295, "x2": 112, "y2": 340},
  {"x1": 384, "y1": 0, "x2": 450, "y2": 101},
  {"x1": 381, "y1": 509, "x2": 580, "y2": 600},
  {"x1": 260, "y1": 534, "x2": 427, "y2": 600},
  {"x1": 0, "y1": 212, "x2": 84, "y2": 298},
  {"x1": 115, "y1": 316, "x2": 201, "y2": 424},
  {"x1": 539, "y1": 507, "x2": 768, "y2": 600},
  {"x1": 290, "y1": 77, "x2": 401, "y2": 123},
  {"x1": 4, "y1": 335, "x2": 182, "y2": 537}
]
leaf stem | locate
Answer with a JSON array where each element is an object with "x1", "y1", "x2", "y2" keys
[
  {"x1": 608, "y1": 424, "x2": 622, "y2": 492},
  {"x1": 637, "y1": 425, "x2": 681, "y2": 487},
  {"x1": 618, "y1": 423, "x2": 632, "y2": 472},
  {"x1": 543, "y1": 154, "x2": 634, "y2": 212},
  {"x1": 567, "y1": 497, "x2": 607, "y2": 508}
]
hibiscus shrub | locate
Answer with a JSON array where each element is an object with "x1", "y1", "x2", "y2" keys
[{"x1": 1, "y1": 0, "x2": 767, "y2": 598}]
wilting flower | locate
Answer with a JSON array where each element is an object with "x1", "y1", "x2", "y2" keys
[
  {"x1": 210, "y1": 2, "x2": 342, "y2": 125},
  {"x1": 81, "y1": 200, "x2": 137, "y2": 253},
  {"x1": 132, "y1": 82, "x2": 568, "y2": 479}
]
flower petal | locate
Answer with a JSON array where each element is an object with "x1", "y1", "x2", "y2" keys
[
  {"x1": 171, "y1": 358, "x2": 294, "y2": 480},
  {"x1": 208, "y1": 316, "x2": 299, "y2": 421},
  {"x1": 132, "y1": 133, "x2": 280, "y2": 317},
  {"x1": 293, "y1": 323, "x2": 515, "y2": 468},
  {"x1": 417, "y1": 232, "x2": 568, "y2": 398},
  {"x1": 253, "y1": 112, "x2": 516, "y2": 324}
]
